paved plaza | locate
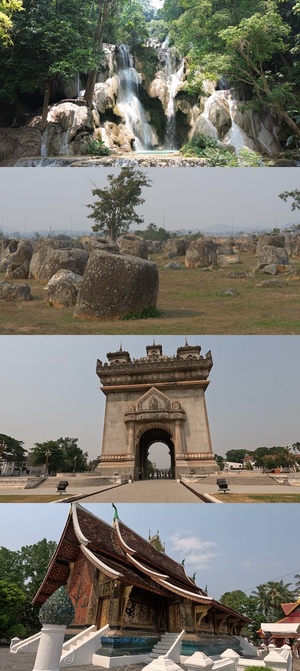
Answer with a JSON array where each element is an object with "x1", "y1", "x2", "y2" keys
[
  {"x1": 0, "y1": 649, "x2": 145, "y2": 671},
  {"x1": 0, "y1": 471, "x2": 300, "y2": 503}
]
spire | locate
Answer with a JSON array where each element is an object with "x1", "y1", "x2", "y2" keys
[{"x1": 112, "y1": 503, "x2": 119, "y2": 525}]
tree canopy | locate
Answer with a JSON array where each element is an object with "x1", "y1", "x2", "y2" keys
[
  {"x1": 0, "y1": 433, "x2": 27, "y2": 465},
  {"x1": 28, "y1": 437, "x2": 88, "y2": 473},
  {"x1": 87, "y1": 168, "x2": 152, "y2": 241}
]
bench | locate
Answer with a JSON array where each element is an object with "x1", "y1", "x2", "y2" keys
[
  {"x1": 57, "y1": 480, "x2": 69, "y2": 494},
  {"x1": 217, "y1": 478, "x2": 230, "y2": 493}
]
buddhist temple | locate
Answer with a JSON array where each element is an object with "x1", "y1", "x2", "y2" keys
[
  {"x1": 260, "y1": 598, "x2": 300, "y2": 647},
  {"x1": 33, "y1": 504, "x2": 249, "y2": 656}
]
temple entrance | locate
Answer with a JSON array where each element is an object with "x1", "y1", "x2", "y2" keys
[{"x1": 135, "y1": 428, "x2": 175, "y2": 480}]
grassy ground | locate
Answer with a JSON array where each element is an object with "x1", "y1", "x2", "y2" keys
[
  {"x1": 0, "y1": 494, "x2": 69, "y2": 503},
  {"x1": 213, "y1": 493, "x2": 300, "y2": 502},
  {"x1": 1, "y1": 252, "x2": 300, "y2": 334}
]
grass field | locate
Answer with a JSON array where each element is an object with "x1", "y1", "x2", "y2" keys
[
  {"x1": 1, "y1": 252, "x2": 300, "y2": 335},
  {"x1": 213, "y1": 493, "x2": 300, "y2": 502}
]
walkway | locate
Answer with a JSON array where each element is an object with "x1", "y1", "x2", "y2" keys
[
  {"x1": 74, "y1": 479, "x2": 205, "y2": 503},
  {"x1": 0, "y1": 649, "x2": 145, "y2": 671}
]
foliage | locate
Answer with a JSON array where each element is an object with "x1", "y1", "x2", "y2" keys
[
  {"x1": 0, "y1": 432, "x2": 27, "y2": 465},
  {"x1": 237, "y1": 147, "x2": 265, "y2": 166},
  {"x1": 121, "y1": 306, "x2": 161, "y2": 320},
  {"x1": 252, "y1": 580, "x2": 296, "y2": 620},
  {"x1": 0, "y1": 0, "x2": 23, "y2": 45},
  {"x1": 225, "y1": 449, "x2": 249, "y2": 463},
  {"x1": 0, "y1": 579, "x2": 26, "y2": 640},
  {"x1": 87, "y1": 168, "x2": 152, "y2": 241},
  {"x1": 0, "y1": 0, "x2": 99, "y2": 107},
  {"x1": 180, "y1": 134, "x2": 237, "y2": 166},
  {"x1": 0, "y1": 539, "x2": 56, "y2": 639},
  {"x1": 136, "y1": 222, "x2": 170, "y2": 241},
  {"x1": 28, "y1": 437, "x2": 88, "y2": 473},
  {"x1": 214, "y1": 454, "x2": 225, "y2": 470},
  {"x1": 279, "y1": 188, "x2": 300, "y2": 210},
  {"x1": 86, "y1": 138, "x2": 110, "y2": 156},
  {"x1": 113, "y1": 0, "x2": 149, "y2": 50}
]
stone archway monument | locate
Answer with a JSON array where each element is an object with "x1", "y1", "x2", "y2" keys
[{"x1": 96, "y1": 342, "x2": 218, "y2": 480}]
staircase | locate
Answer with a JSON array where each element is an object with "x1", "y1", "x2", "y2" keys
[
  {"x1": 60, "y1": 624, "x2": 110, "y2": 667},
  {"x1": 148, "y1": 631, "x2": 184, "y2": 662}
]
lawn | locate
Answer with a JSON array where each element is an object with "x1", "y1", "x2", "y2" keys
[
  {"x1": 213, "y1": 493, "x2": 300, "y2": 503},
  {"x1": 1, "y1": 252, "x2": 300, "y2": 335}
]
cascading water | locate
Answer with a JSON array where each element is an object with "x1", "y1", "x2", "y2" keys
[
  {"x1": 162, "y1": 37, "x2": 184, "y2": 149},
  {"x1": 201, "y1": 88, "x2": 253, "y2": 152},
  {"x1": 223, "y1": 94, "x2": 254, "y2": 152},
  {"x1": 116, "y1": 44, "x2": 158, "y2": 151}
]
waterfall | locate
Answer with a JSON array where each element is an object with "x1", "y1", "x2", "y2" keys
[
  {"x1": 223, "y1": 94, "x2": 254, "y2": 152},
  {"x1": 116, "y1": 44, "x2": 158, "y2": 151},
  {"x1": 162, "y1": 37, "x2": 184, "y2": 149}
]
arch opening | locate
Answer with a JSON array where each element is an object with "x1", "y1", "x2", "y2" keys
[{"x1": 135, "y1": 428, "x2": 175, "y2": 480}]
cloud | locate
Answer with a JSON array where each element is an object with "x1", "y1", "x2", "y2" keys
[{"x1": 168, "y1": 532, "x2": 218, "y2": 569}]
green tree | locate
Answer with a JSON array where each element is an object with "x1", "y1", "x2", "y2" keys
[
  {"x1": 0, "y1": 0, "x2": 23, "y2": 44},
  {"x1": 0, "y1": 433, "x2": 27, "y2": 465},
  {"x1": 0, "y1": 0, "x2": 99, "y2": 127},
  {"x1": 87, "y1": 168, "x2": 152, "y2": 241},
  {"x1": 220, "y1": 589, "x2": 263, "y2": 641},
  {"x1": 252, "y1": 580, "x2": 296, "y2": 620},
  {"x1": 214, "y1": 454, "x2": 225, "y2": 470},
  {"x1": 225, "y1": 449, "x2": 249, "y2": 463},
  {"x1": 28, "y1": 437, "x2": 88, "y2": 473},
  {"x1": 0, "y1": 580, "x2": 26, "y2": 641}
]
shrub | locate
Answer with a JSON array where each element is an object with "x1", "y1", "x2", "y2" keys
[{"x1": 86, "y1": 139, "x2": 110, "y2": 156}]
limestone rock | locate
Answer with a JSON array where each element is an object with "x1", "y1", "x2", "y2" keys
[
  {"x1": 42, "y1": 102, "x2": 94, "y2": 156},
  {"x1": 0, "y1": 126, "x2": 41, "y2": 166},
  {"x1": 0, "y1": 281, "x2": 33, "y2": 301},
  {"x1": 81, "y1": 237, "x2": 119, "y2": 254},
  {"x1": 218, "y1": 254, "x2": 240, "y2": 265},
  {"x1": 164, "y1": 262, "x2": 183, "y2": 269},
  {"x1": 255, "y1": 279, "x2": 287, "y2": 288},
  {"x1": 185, "y1": 239, "x2": 218, "y2": 268},
  {"x1": 163, "y1": 238, "x2": 186, "y2": 257},
  {"x1": 205, "y1": 93, "x2": 232, "y2": 138},
  {"x1": 258, "y1": 245, "x2": 289, "y2": 267},
  {"x1": 262, "y1": 263, "x2": 286, "y2": 275},
  {"x1": 117, "y1": 234, "x2": 148, "y2": 259},
  {"x1": 29, "y1": 243, "x2": 89, "y2": 281},
  {"x1": 2, "y1": 239, "x2": 33, "y2": 279},
  {"x1": 94, "y1": 77, "x2": 119, "y2": 114},
  {"x1": 46, "y1": 269, "x2": 83, "y2": 307},
  {"x1": 74, "y1": 250, "x2": 159, "y2": 319},
  {"x1": 256, "y1": 234, "x2": 286, "y2": 256}
]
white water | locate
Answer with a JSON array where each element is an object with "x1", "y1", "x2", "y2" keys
[
  {"x1": 116, "y1": 44, "x2": 158, "y2": 151},
  {"x1": 162, "y1": 37, "x2": 184, "y2": 149},
  {"x1": 201, "y1": 89, "x2": 253, "y2": 152}
]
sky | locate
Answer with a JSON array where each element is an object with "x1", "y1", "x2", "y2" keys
[
  {"x1": 1, "y1": 168, "x2": 300, "y2": 236},
  {"x1": 1, "y1": 335, "x2": 300, "y2": 465},
  {"x1": 0, "y1": 502, "x2": 299, "y2": 600}
]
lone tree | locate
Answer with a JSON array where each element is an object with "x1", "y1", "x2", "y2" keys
[{"x1": 86, "y1": 168, "x2": 152, "y2": 241}]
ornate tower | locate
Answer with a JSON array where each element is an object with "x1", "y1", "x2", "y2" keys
[{"x1": 96, "y1": 342, "x2": 217, "y2": 480}]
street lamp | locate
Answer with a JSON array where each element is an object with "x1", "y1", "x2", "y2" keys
[
  {"x1": 73, "y1": 456, "x2": 77, "y2": 473},
  {"x1": 45, "y1": 449, "x2": 51, "y2": 474}
]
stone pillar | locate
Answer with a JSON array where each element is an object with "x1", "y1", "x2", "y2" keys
[
  {"x1": 33, "y1": 624, "x2": 66, "y2": 671},
  {"x1": 127, "y1": 421, "x2": 135, "y2": 454},
  {"x1": 32, "y1": 587, "x2": 74, "y2": 671},
  {"x1": 264, "y1": 647, "x2": 290, "y2": 671}
]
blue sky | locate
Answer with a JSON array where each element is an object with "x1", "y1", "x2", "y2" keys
[
  {"x1": 0, "y1": 503, "x2": 299, "y2": 600},
  {"x1": 1, "y1": 335, "x2": 300, "y2": 464},
  {"x1": 2, "y1": 168, "x2": 300, "y2": 235}
]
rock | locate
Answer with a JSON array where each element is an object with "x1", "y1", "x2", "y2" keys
[
  {"x1": 74, "y1": 250, "x2": 159, "y2": 319},
  {"x1": 45, "y1": 270, "x2": 83, "y2": 307},
  {"x1": 42, "y1": 103, "x2": 94, "y2": 156},
  {"x1": 218, "y1": 254, "x2": 240, "y2": 265},
  {"x1": 145, "y1": 240, "x2": 162, "y2": 254},
  {"x1": 2, "y1": 239, "x2": 33, "y2": 279},
  {"x1": 191, "y1": 115, "x2": 218, "y2": 140},
  {"x1": 219, "y1": 288, "x2": 239, "y2": 296},
  {"x1": 0, "y1": 126, "x2": 41, "y2": 166},
  {"x1": 117, "y1": 234, "x2": 148, "y2": 259},
  {"x1": 262, "y1": 264, "x2": 287, "y2": 275},
  {"x1": 256, "y1": 234, "x2": 286, "y2": 256},
  {"x1": 227, "y1": 271, "x2": 249, "y2": 279},
  {"x1": 0, "y1": 281, "x2": 33, "y2": 301},
  {"x1": 164, "y1": 262, "x2": 183, "y2": 269},
  {"x1": 285, "y1": 234, "x2": 300, "y2": 257},
  {"x1": 205, "y1": 92, "x2": 232, "y2": 138},
  {"x1": 80, "y1": 237, "x2": 119, "y2": 254},
  {"x1": 29, "y1": 243, "x2": 89, "y2": 281},
  {"x1": 163, "y1": 238, "x2": 186, "y2": 257},
  {"x1": 94, "y1": 77, "x2": 119, "y2": 114},
  {"x1": 255, "y1": 279, "x2": 287, "y2": 288},
  {"x1": 185, "y1": 239, "x2": 218, "y2": 268},
  {"x1": 258, "y1": 245, "x2": 289, "y2": 267}
]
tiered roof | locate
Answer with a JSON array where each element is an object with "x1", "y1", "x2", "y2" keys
[{"x1": 33, "y1": 504, "x2": 249, "y2": 625}]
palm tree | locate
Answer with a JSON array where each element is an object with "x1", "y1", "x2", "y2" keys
[{"x1": 252, "y1": 580, "x2": 296, "y2": 620}]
